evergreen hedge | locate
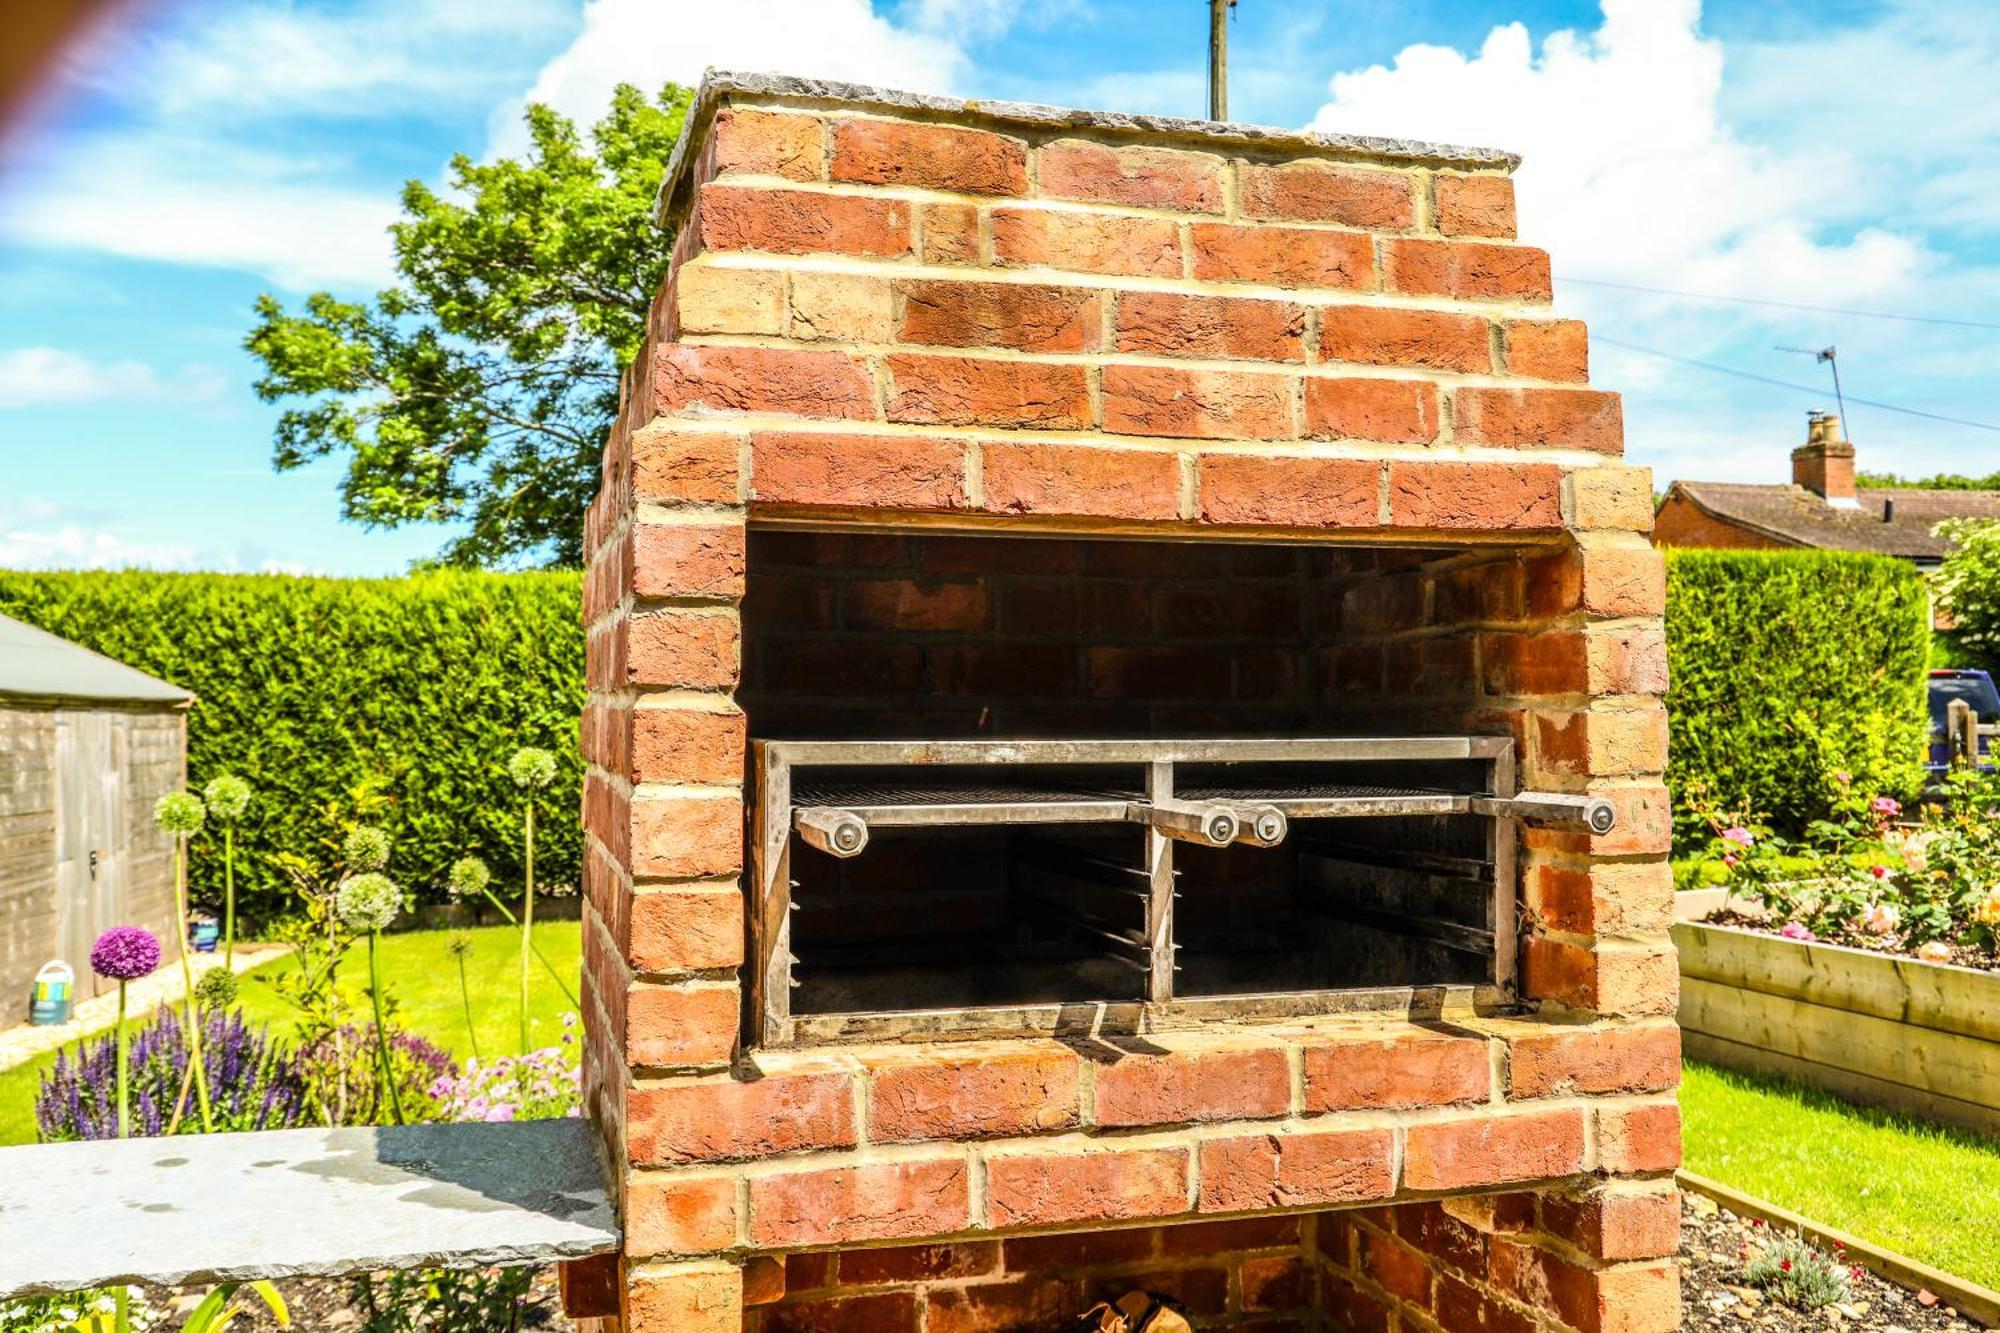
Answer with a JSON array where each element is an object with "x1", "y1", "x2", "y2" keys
[
  {"x1": 1664, "y1": 549, "x2": 1930, "y2": 845},
  {"x1": 0, "y1": 570, "x2": 584, "y2": 925}
]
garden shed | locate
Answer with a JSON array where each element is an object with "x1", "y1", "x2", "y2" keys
[{"x1": 0, "y1": 613, "x2": 191, "y2": 1017}]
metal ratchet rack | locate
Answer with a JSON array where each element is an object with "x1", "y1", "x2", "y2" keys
[{"x1": 749, "y1": 737, "x2": 1615, "y2": 1046}]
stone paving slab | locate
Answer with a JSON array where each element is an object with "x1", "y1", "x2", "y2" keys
[{"x1": 0, "y1": 1118, "x2": 618, "y2": 1297}]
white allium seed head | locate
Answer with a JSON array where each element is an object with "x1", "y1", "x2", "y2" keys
[
  {"x1": 344, "y1": 825, "x2": 392, "y2": 873},
  {"x1": 336, "y1": 872, "x2": 402, "y2": 933},
  {"x1": 153, "y1": 791, "x2": 205, "y2": 835},
  {"x1": 507, "y1": 746, "x2": 558, "y2": 790},
  {"x1": 447, "y1": 855, "x2": 491, "y2": 899},
  {"x1": 203, "y1": 774, "x2": 252, "y2": 822}
]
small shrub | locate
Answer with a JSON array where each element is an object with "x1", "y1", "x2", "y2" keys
[
  {"x1": 295, "y1": 1025, "x2": 455, "y2": 1127},
  {"x1": 35, "y1": 1008, "x2": 306, "y2": 1142},
  {"x1": 430, "y1": 1032, "x2": 580, "y2": 1123},
  {"x1": 1741, "y1": 1226, "x2": 1854, "y2": 1310},
  {"x1": 346, "y1": 1265, "x2": 553, "y2": 1332},
  {"x1": 1, "y1": 1288, "x2": 156, "y2": 1331}
]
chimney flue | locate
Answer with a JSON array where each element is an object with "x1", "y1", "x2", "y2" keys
[{"x1": 1793, "y1": 409, "x2": 1858, "y2": 507}]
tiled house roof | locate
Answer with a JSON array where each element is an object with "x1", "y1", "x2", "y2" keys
[{"x1": 1664, "y1": 481, "x2": 2000, "y2": 560}]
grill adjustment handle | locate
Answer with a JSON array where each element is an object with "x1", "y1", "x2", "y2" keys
[
  {"x1": 1228, "y1": 803, "x2": 1289, "y2": 847},
  {"x1": 796, "y1": 807, "x2": 870, "y2": 857},
  {"x1": 1471, "y1": 792, "x2": 1617, "y2": 834},
  {"x1": 1129, "y1": 798, "x2": 1239, "y2": 847}
]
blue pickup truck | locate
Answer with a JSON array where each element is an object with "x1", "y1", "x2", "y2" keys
[{"x1": 1928, "y1": 668, "x2": 2000, "y2": 774}]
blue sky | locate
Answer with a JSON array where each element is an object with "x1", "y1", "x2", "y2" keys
[{"x1": 2, "y1": 0, "x2": 1997, "y2": 574}]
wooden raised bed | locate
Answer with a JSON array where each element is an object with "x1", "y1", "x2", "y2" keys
[{"x1": 1675, "y1": 917, "x2": 2000, "y2": 1139}]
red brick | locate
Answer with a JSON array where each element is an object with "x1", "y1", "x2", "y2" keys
[
  {"x1": 1455, "y1": 386, "x2": 1623, "y2": 452},
  {"x1": 626, "y1": 1174, "x2": 738, "y2": 1255},
  {"x1": 844, "y1": 579, "x2": 990, "y2": 632},
  {"x1": 981, "y1": 441, "x2": 1180, "y2": 520},
  {"x1": 1434, "y1": 1271, "x2": 1536, "y2": 1333},
  {"x1": 1240, "y1": 160, "x2": 1414, "y2": 228},
  {"x1": 751, "y1": 431, "x2": 968, "y2": 510},
  {"x1": 1197, "y1": 1129, "x2": 1396, "y2": 1213},
  {"x1": 710, "y1": 107, "x2": 823, "y2": 181},
  {"x1": 652, "y1": 344, "x2": 875, "y2": 421},
  {"x1": 991, "y1": 207, "x2": 1181, "y2": 277},
  {"x1": 1092, "y1": 1044, "x2": 1290, "y2": 1127},
  {"x1": 887, "y1": 353, "x2": 1091, "y2": 430},
  {"x1": 559, "y1": 1253, "x2": 619, "y2": 1320},
  {"x1": 628, "y1": 982, "x2": 737, "y2": 1066},
  {"x1": 1384, "y1": 238, "x2": 1551, "y2": 301},
  {"x1": 1526, "y1": 861, "x2": 1671, "y2": 938},
  {"x1": 838, "y1": 1241, "x2": 999, "y2": 1285},
  {"x1": 1198, "y1": 455, "x2": 1378, "y2": 528},
  {"x1": 1434, "y1": 173, "x2": 1517, "y2": 237},
  {"x1": 1102, "y1": 364, "x2": 1295, "y2": 440},
  {"x1": 748, "y1": 1157, "x2": 971, "y2": 1246},
  {"x1": 920, "y1": 202, "x2": 981, "y2": 264},
  {"x1": 696, "y1": 183, "x2": 911, "y2": 258},
  {"x1": 1526, "y1": 541, "x2": 1666, "y2": 619},
  {"x1": 741, "y1": 1256, "x2": 785, "y2": 1307},
  {"x1": 631, "y1": 708, "x2": 746, "y2": 786},
  {"x1": 625, "y1": 610, "x2": 741, "y2": 689},
  {"x1": 830, "y1": 117, "x2": 1027, "y2": 194},
  {"x1": 898, "y1": 279, "x2": 1100, "y2": 353},
  {"x1": 1241, "y1": 1255, "x2": 1309, "y2": 1311},
  {"x1": 630, "y1": 793, "x2": 743, "y2": 880},
  {"x1": 1387, "y1": 461, "x2": 1562, "y2": 530},
  {"x1": 1507, "y1": 319, "x2": 1588, "y2": 382},
  {"x1": 628, "y1": 1069, "x2": 855, "y2": 1165},
  {"x1": 1189, "y1": 222, "x2": 1370, "y2": 292},
  {"x1": 1508, "y1": 1025, "x2": 1680, "y2": 1099},
  {"x1": 1003, "y1": 1227, "x2": 1157, "y2": 1272},
  {"x1": 1541, "y1": 1188, "x2": 1682, "y2": 1262},
  {"x1": 1492, "y1": 1241, "x2": 1679, "y2": 1333},
  {"x1": 632, "y1": 426, "x2": 742, "y2": 506},
  {"x1": 1321, "y1": 1273, "x2": 1392, "y2": 1333},
  {"x1": 1116, "y1": 291, "x2": 1306, "y2": 362},
  {"x1": 629, "y1": 886, "x2": 744, "y2": 972},
  {"x1": 984, "y1": 1147, "x2": 1191, "y2": 1228},
  {"x1": 1596, "y1": 1101, "x2": 1682, "y2": 1174},
  {"x1": 1588, "y1": 622, "x2": 1668, "y2": 696},
  {"x1": 925, "y1": 1277, "x2": 1075, "y2": 1333},
  {"x1": 1037, "y1": 139, "x2": 1225, "y2": 212},
  {"x1": 1160, "y1": 1215, "x2": 1301, "y2": 1256},
  {"x1": 626, "y1": 1264, "x2": 742, "y2": 1332},
  {"x1": 1320, "y1": 304, "x2": 1492, "y2": 373},
  {"x1": 1362, "y1": 1231, "x2": 1433, "y2": 1305},
  {"x1": 1402, "y1": 1109, "x2": 1587, "y2": 1190},
  {"x1": 1533, "y1": 707, "x2": 1669, "y2": 779},
  {"x1": 1302, "y1": 1031, "x2": 1490, "y2": 1111},
  {"x1": 1304, "y1": 377, "x2": 1439, "y2": 444},
  {"x1": 759, "y1": 1291, "x2": 921, "y2": 1333},
  {"x1": 631, "y1": 523, "x2": 745, "y2": 601},
  {"x1": 868, "y1": 1048, "x2": 1081, "y2": 1142}
]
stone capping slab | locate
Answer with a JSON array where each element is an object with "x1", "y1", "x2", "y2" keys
[
  {"x1": 0, "y1": 1119, "x2": 618, "y2": 1298},
  {"x1": 653, "y1": 67, "x2": 1522, "y2": 228}
]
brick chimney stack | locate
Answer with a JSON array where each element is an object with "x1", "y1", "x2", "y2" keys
[{"x1": 1792, "y1": 409, "x2": 1858, "y2": 507}]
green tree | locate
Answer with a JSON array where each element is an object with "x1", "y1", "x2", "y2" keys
[
  {"x1": 1936, "y1": 518, "x2": 2000, "y2": 667},
  {"x1": 246, "y1": 83, "x2": 692, "y2": 568}
]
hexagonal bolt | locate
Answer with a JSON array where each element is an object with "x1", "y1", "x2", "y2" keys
[{"x1": 796, "y1": 807, "x2": 870, "y2": 857}]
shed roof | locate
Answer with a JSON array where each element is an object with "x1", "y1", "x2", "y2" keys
[
  {"x1": 1665, "y1": 481, "x2": 2000, "y2": 561},
  {"x1": 0, "y1": 614, "x2": 192, "y2": 704}
]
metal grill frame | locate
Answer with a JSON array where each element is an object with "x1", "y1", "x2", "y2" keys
[{"x1": 748, "y1": 736, "x2": 1530, "y2": 1047}]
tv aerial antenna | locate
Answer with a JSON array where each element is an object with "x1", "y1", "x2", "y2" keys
[
  {"x1": 1777, "y1": 344, "x2": 1850, "y2": 437},
  {"x1": 1208, "y1": 0, "x2": 1239, "y2": 120}
]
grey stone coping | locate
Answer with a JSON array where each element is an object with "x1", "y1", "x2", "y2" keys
[
  {"x1": 654, "y1": 68, "x2": 1521, "y2": 228},
  {"x1": 0, "y1": 1119, "x2": 617, "y2": 1298}
]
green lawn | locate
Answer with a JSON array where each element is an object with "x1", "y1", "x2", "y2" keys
[
  {"x1": 1684, "y1": 1059, "x2": 2000, "y2": 1290},
  {"x1": 0, "y1": 922, "x2": 580, "y2": 1146}
]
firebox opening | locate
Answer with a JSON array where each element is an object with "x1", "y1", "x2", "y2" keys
[{"x1": 743, "y1": 527, "x2": 1540, "y2": 1041}]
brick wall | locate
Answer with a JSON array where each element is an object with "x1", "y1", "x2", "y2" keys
[
  {"x1": 576, "y1": 72, "x2": 1677, "y2": 1332},
  {"x1": 1651, "y1": 492, "x2": 1787, "y2": 551}
]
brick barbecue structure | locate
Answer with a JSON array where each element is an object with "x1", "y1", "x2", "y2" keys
[{"x1": 573, "y1": 72, "x2": 1679, "y2": 1333}]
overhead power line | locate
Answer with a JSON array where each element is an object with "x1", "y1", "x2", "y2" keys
[
  {"x1": 1558, "y1": 276, "x2": 2000, "y2": 332},
  {"x1": 1592, "y1": 334, "x2": 2000, "y2": 435}
]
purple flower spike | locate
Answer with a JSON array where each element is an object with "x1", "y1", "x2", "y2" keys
[{"x1": 90, "y1": 926, "x2": 162, "y2": 981}]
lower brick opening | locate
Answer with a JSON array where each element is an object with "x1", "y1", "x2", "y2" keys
[{"x1": 739, "y1": 1189, "x2": 1680, "y2": 1333}]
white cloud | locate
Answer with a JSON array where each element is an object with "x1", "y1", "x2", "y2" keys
[
  {"x1": 1307, "y1": 0, "x2": 1923, "y2": 305},
  {"x1": 489, "y1": 0, "x2": 996, "y2": 157},
  {"x1": 0, "y1": 347, "x2": 226, "y2": 410},
  {"x1": 0, "y1": 521, "x2": 197, "y2": 572}
]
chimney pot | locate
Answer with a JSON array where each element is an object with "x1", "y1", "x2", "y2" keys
[{"x1": 1793, "y1": 410, "x2": 1858, "y2": 506}]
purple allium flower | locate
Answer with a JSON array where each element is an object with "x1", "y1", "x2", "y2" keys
[{"x1": 89, "y1": 926, "x2": 161, "y2": 981}]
